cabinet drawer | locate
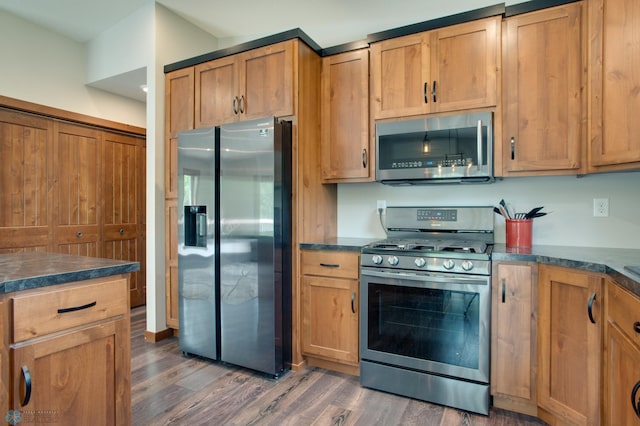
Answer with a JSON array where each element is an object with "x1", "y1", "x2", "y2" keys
[
  {"x1": 301, "y1": 250, "x2": 359, "y2": 279},
  {"x1": 607, "y1": 281, "x2": 640, "y2": 347},
  {"x1": 12, "y1": 277, "x2": 128, "y2": 343}
]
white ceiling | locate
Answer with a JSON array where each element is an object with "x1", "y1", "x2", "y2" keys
[{"x1": 0, "y1": 0, "x2": 509, "y2": 102}]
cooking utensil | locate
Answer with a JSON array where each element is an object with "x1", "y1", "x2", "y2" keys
[{"x1": 524, "y1": 206, "x2": 544, "y2": 219}]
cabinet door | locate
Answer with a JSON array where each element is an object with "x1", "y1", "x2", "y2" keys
[
  {"x1": 302, "y1": 275, "x2": 359, "y2": 364},
  {"x1": 102, "y1": 132, "x2": 146, "y2": 307},
  {"x1": 10, "y1": 319, "x2": 130, "y2": 425},
  {"x1": 371, "y1": 33, "x2": 431, "y2": 119},
  {"x1": 538, "y1": 265, "x2": 602, "y2": 425},
  {"x1": 503, "y1": 3, "x2": 583, "y2": 174},
  {"x1": 195, "y1": 56, "x2": 239, "y2": 127},
  {"x1": 165, "y1": 68, "x2": 194, "y2": 199},
  {"x1": 239, "y1": 40, "x2": 294, "y2": 120},
  {"x1": 0, "y1": 109, "x2": 53, "y2": 253},
  {"x1": 321, "y1": 49, "x2": 372, "y2": 182},
  {"x1": 589, "y1": 0, "x2": 640, "y2": 170},
  {"x1": 606, "y1": 319, "x2": 640, "y2": 425},
  {"x1": 52, "y1": 122, "x2": 100, "y2": 257},
  {"x1": 491, "y1": 262, "x2": 537, "y2": 416},
  {"x1": 430, "y1": 16, "x2": 499, "y2": 112}
]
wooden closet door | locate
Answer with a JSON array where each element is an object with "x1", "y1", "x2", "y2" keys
[
  {"x1": 0, "y1": 109, "x2": 53, "y2": 253},
  {"x1": 52, "y1": 122, "x2": 100, "y2": 257},
  {"x1": 102, "y1": 132, "x2": 146, "y2": 307}
]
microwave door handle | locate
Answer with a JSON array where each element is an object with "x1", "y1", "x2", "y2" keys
[{"x1": 477, "y1": 120, "x2": 483, "y2": 171}]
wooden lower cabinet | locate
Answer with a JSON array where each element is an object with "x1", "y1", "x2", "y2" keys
[
  {"x1": 4, "y1": 276, "x2": 131, "y2": 425},
  {"x1": 604, "y1": 280, "x2": 640, "y2": 424},
  {"x1": 491, "y1": 261, "x2": 538, "y2": 416},
  {"x1": 537, "y1": 264, "x2": 603, "y2": 425},
  {"x1": 301, "y1": 249, "x2": 359, "y2": 375}
]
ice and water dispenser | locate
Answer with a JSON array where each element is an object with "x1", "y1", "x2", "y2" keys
[{"x1": 184, "y1": 205, "x2": 207, "y2": 247}]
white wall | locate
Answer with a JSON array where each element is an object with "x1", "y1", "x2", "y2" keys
[
  {"x1": 0, "y1": 10, "x2": 146, "y2": 127},
  {"x1": 338, "y1": 172, "x2": 640, "y2": 249}
]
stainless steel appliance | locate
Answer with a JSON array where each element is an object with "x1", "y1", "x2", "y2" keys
[
  {"x1": 177, "y1": 118, "x2": 292, "y2": 378},
  {"x1": 375, "y1": 112, "x2": 494, "y2": 184},
  {"x1": 360, "y1": 206, "x2": 493, "y2": 415}
]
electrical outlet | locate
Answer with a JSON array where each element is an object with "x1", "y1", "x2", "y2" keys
[
  {"x1": 593, "y1": 198, "x2": 609, "y2": 217},
  {"x1": 377, "y1": 200, "x2": 386, "y2": 210}
]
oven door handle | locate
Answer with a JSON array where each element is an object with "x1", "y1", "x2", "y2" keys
[{"x1": 361, "y1": 269, "x2": 488, "y2": 286}]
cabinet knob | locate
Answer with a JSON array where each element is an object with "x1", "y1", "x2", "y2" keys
[
  {"x1": 119, "y1": 228, "x2": 125, "y2": 235},
  {"x1": 634, "y1": 321, "x2": 640, "y2": 334},
  {"x1": 76, "y1": 231, "x2": 83, "y2": 238}
]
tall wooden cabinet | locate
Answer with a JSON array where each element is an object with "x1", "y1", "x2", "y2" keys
[
  {"x1": 164, "y1": 39, "x2": 337, "y2": 368},
  {"x1": 491, "y1": 261, "x2": 538, "y2": 416},
  {"x1": 320, "y1": 49, "x2": 372, "y2": 182},
  {"x1": 604, "y1": 280, "x2": 640, "y2": 424},
  {"x1": 537, "y1": 264, "x2": 603, "y2": 425},
  {"x1": 501, "y1": 2, "x2": 585, "y2": 176},
  {"x1": 370, "y1": 16, "x2": 500, "y2": 120},
  {"x1": 0, "y1": 102, "x2": 146, "y2": 308},
  {"x1": 589, "y1": 0, "x2": 640, "y2": 172}
]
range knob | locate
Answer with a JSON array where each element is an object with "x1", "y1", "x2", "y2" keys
[
  {"x1": 414, "y1": 257, "x2": 426, "y2": 268},
  {"x1": 443, "y1": 259, "x2": 455, "y2": 270},
  {"x1": 387, "y1": 256, "x2": 399, "y2": 266},
  {"x1": 461, "y1": 260, "x2": 474, "y2": 271},
  {"x1": 371, "y1": 255, "x2": 383, "y2": 265}
]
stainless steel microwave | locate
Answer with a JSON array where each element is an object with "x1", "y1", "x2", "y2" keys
[{"x1": 375, "y1": 112, "x2": 494, "y2": 185}]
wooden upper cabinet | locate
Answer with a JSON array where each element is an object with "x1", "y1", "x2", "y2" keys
[
  {"x1": 321, "y1": 49, "x2": 372, "y2": 182},
  {"x1": 502, "y1": 3, "x2": 584, "y2": 175},
  {"x1": 195, "y1": 56, "x2": 238, "y2": 127},
  {"x1": 196, "y1": 40, "x2": 294, "y2": 125},
  {"x1": 430, "y1": 16, "x2": 499, "y2": 113},
  {"x1": 371, "y1": 33, "x2": 430, "y2": 119},
  {"x1": 52, "y1": 122, "x2": 101, "y2": 257},
  {"x1": 165, "y1": 68, "x2": 194, "y2": 199},
  {"x1": 240, "y1": 40, "x2": 294, "y2": 120},
  {"x1": 589, "y1": 0, "x2": 640, "y2": 171},
  {"x1": 371, "y1": 16, "x2": 499, "y2": 119},
  {"x1": 0, "y1": 109, "x2": 53, "y2": 253}
]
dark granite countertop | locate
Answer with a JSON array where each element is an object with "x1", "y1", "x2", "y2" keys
[
  {"x1": 0, "y1": 252, "x2": 140, "y2": 294},
  {"x1": 300, "y1": 237, "x2": 379, "y2": 252},
  {"x1": 493, "y1": 244, "x2": 640, "y2": 297}
]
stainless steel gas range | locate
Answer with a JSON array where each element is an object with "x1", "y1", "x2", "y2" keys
[{"x1": 359, "y1": 206, "x2": 494, "y2": 415}]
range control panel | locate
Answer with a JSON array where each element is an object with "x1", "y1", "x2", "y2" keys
[{"x1": 416, "y1": 209, "x2": 457, "y2": 222}]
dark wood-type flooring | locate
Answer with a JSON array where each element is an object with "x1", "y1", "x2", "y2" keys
[{"x1": 131, "y1": 307, "x2": 546, "y2": 425}]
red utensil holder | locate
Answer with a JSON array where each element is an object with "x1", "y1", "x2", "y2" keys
[{"x1": 506, "y1": 219, "x2": 533, "y2": 248}]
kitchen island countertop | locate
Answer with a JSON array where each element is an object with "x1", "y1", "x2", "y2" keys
[{"x1": 0, "y1": 252, "x2": 140, "y2": 294}]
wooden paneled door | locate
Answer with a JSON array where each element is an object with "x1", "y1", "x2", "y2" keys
[
  {"x1": 0, "y1": 109, "x2": 53, "y2": 253},
  {"x1": 102, "y1": 132, "x2": 146, "y2": 307},
  {"x1": 51, "y1": 122, "x2": 100, "y2": 257}
]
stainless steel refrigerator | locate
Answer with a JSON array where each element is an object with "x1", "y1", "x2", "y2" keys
[{"x1": 177, "y1": 118, "x2": 292, "y2": 378}]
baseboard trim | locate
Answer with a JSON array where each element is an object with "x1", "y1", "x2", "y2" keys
[{"x1": 144, "y1": 328, "x2": 175, "y2": 342}]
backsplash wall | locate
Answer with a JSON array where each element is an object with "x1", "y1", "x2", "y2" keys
[{"x1": 337, "y1": 171, "x2": 640, "y2": 249}]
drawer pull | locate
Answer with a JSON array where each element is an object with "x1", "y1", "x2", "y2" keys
[
  {"x1": 587, "y1": 292, "x2": 597, "y2": 324},
  {"x1": 319, "y1": 263, "x2": 340, "y2": 268},
  {"x1": 501, "y1": 278, "x2": 506, "y2": 303},
  {"x1": 57, "y1": 300, "x2": 97, "y2": 314},
  {"x1": 634, "y1": 321, "x2": 640, "y2": 334},
  {"x1": 632, "y1": 380, "x2": 640, "y2": 418},
  {"x1": 21, "y1": 365, "x2": 32, "y2": 407},
  {"x1": 351, "y1": 292, "x2": 356, "y2": 314}
]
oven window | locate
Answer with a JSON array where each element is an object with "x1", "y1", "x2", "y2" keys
[{"x1": 366, "y1": 283, "x2": 479, "y2": 370}]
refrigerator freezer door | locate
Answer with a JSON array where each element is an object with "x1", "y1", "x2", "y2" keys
[
  {"x1": 219, "y1": 117, "x2": 290, "y2": 376},
  {"x1": 177, "y1": 126, "x2": 218, "y2": 360}
]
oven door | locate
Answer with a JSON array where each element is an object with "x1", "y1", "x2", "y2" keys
[{"x1": 360, "y1": 267, "x2": 490, "y2": 384}]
